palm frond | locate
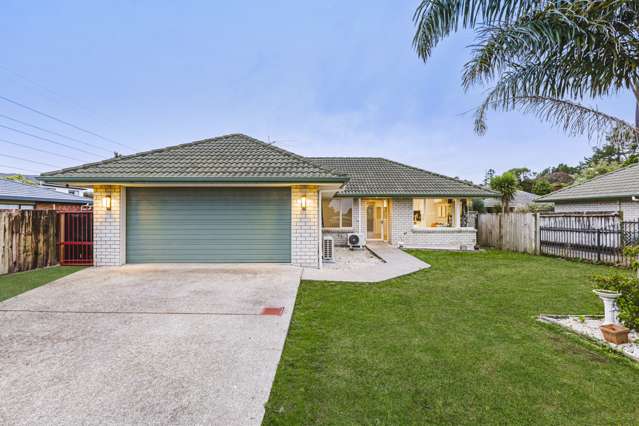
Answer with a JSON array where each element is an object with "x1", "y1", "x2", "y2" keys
[
  {"x1": 462, "y1": 0, "x2": 639, "y2": 97},
  {"x1": 413, "y1": 0, "x2": 545, "y2": 60},
  {"x1": 474, "y1": 95, "x2": 639, "y2": 139}
]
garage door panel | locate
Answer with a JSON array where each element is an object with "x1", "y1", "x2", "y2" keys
[{"x1": 126, "y1": 188, "x2": 291, "y2": 263}]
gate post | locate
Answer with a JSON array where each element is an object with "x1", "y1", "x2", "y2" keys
[{"x1": 596, "y1": 229, "x2": 602, "y2": 263}]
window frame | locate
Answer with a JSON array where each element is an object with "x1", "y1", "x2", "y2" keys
[
  {"x1": 412, "y1": 198, "x2": 455, "y2": 229},
  {"x1": 322, "y1": 197, "x2": 354, "y2": 229}
]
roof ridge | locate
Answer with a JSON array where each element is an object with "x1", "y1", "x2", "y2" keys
[
  {"x1": 40, "y1": 133, "x2": 347, "y2": 179},
  {"x1": 536, "y1": 161, "x2": 639, "y2": 201},
  {"x1": 236, "y1": 135, "x2": 349, "y2": 178},
  {"x1": 379, "y1": 157, "x2": 499, "y2": 195},
  {"x1": 40, "y1": 132, "x2": 245, "y2": 177}
]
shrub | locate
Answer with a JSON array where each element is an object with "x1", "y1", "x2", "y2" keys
[{"x1": 593, "y1": 246, "x2": 639, "y2": 329}]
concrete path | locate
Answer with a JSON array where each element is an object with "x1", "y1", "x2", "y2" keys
[
  {"x1": 0, "y1": 264, "x2": 301, "y2": 426},
  {"x1": 302, "y1": 242, "x2": 430, "y2": 282}
]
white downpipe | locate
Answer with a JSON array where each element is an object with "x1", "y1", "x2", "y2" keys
[
  {"x1": 358, "y1": 198, "x2": 362, "y2": 235},
  {"x1": 318, "y1": 190, "x2": 323, "y2": 270}
]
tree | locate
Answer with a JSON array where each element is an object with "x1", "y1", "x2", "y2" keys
[
  {"x1": 483, "y1": 168, "x2": 495, "y2": 186},
  {"x1": 3, "y1": 174, "x2": 35, "y2": 185},
  {"x1": 413, "y1": 0, "x2": 639, "y2": 140},
  {"x1": 490, "y1": 172, "x2": 518, "y2": 211},
  {"x1": 583, "y1": 124, "x2": 639, "y2": 166},
  {"x1": 531, "y1": 179, "x2": 553, "y2": 195}
]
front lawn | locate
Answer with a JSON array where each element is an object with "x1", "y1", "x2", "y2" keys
[
  {"x1": 0, "y1": 266, "x2": 84, "y2": 302},
  {"x1": 264, "y1": 250, "x2": 639, "y2": 425}
]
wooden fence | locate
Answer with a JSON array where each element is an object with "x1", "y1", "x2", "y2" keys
[
  {"x1": 0, "y1": 210, "x2": 58, "y2": 274},
  {"x1": 477, "y1": 211, "x2": 639, "y2": 265},
  {"x1": 477, "y1": 213, "x2": 539, "y2": 254}
]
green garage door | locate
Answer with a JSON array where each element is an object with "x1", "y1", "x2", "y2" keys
[{"x1": 126, "y1": 188, "x2": 291, "y2": 263}]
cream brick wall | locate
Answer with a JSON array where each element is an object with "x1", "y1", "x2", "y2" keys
[
  {"x1": 554, "y1": 200, "x2": 639, "y2": 221},
  {"x1": 93, "y1": 185, "x2": 123, "y2": 266},
  {"x1": 291, "y1": 185, "x2": 320, "y2": 268},
  {"x1": 390, "y1": 198, "x2": 476, "y2": 249}
]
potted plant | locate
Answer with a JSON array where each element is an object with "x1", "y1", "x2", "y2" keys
[{"x1": 592, "y1": 246, "x2": 639, "y2": 344}]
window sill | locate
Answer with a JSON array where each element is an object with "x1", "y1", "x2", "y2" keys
[
  {"x1": 412, "y1": 227, "x2": 476, "y2": 233},
  {"x1": 323, "y1": 227, "x2": 354, "y2": 232}
]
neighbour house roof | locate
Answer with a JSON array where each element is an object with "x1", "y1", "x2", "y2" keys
[
  {"x1": 536, "y1": 163, "x2": 639, "y2": 202},
  {"x1": 484, "y1": 190, "x2": 544, "y2": 208},
  {"x1": 39, "y1": 134, "x2": 348, "y2": 184},
  {"x1": 0, "y1": 179, "x2": 92, "y2": 204},
  {"x1": 307, "y1": 157, "x2": 498, "y2": 197}
]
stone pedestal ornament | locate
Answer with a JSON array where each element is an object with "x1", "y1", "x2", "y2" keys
[{"x1": 593, "y1": 289, "x2": 622, "y2": 325}]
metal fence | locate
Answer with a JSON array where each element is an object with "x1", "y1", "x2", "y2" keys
[{"x1": 539, "y1": 212, "x2": 639, "y2": 265}]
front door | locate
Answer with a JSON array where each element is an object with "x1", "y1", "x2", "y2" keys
[{"x1": 366, "y1": 199, "x2": 389, "y2": 241}]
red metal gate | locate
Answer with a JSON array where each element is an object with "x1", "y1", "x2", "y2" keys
[{"x1": 58, "y1": 211, "x2": 93, "y2": 265}]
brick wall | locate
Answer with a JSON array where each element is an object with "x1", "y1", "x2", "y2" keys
[
  {"x1": 554, "y1": 200, "x2": 639, "y2": 221},
  {"x1": 291, "y1": 185, "x2": 320, "y2": 268},
  {"x1": 93, "y1": 185, "x2": 123, "y2": 266},
  {"x1": 390, "y1": 198, "x2": 476, "y2": 249}
]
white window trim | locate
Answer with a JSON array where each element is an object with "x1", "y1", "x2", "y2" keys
[
  {"x1": 322, "y1": 198, "x2": 353, "y2": 230},
  {"x1": 412, "y1": 197, "x2": 463, "y2": 230}
]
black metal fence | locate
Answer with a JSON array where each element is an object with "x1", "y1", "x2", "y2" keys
[{"x1": 539, "y1": 212, "x2": 639, "y2": 265}]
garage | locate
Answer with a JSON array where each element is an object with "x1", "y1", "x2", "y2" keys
[{"x1": 126, "y1": 187, "x2": 291, "y2": 263}]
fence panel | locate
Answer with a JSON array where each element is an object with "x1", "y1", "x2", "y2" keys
[
  {"x1": 0, "y1": 210, "x2": 58, "y2": 275},
  {"x1": 538, "y1": 213, "x2": 638, "y2": 265},
  {"x1": 477, "y1": 213, "x2": 538, "y2": 254}
]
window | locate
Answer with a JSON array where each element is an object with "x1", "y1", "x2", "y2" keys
[
  {"x1": 413, "y1": 198, "x2": 453, "y2": 228},
  {"x1": 322, "y1": 198, "x2": 353, "y2": 228}
]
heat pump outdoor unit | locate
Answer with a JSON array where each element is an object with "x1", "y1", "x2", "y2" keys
[
  {"x1": 347, "y1": 233, "x2": 365, "y2": 249},
  {"x1": 322, "y1": 236, "x2": 335, "y2": 262}
]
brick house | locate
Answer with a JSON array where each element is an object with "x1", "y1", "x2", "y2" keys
[
  {"x1": 40, "y1": 133, "x2": 497, "y2": 268},
  {"x1": 0, "y1": 179, "x2": 92, "y2": 211},
  {"x1": 536, "y1": 163, "x2": 639, "y2": 221}
]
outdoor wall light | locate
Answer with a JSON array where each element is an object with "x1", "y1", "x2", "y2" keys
[
  {"x1": 102, "y1": 194, "x2": 112, "y2": 211},
  {"x1": 300, "y1": 195, "x2": 308, "y2": 210}
]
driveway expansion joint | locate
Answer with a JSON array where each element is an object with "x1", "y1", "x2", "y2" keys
[{"x1": 0, "y1": 308, "x2": 279, "y2": 317}]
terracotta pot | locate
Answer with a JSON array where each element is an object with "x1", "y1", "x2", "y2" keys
[{"x1": 599, "y1": 324, "x2": 630, "y2": 345}]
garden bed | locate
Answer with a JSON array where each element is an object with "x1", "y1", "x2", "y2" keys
[{"x1": 539, "y1": 314, "x2": 639, "y2": 362}]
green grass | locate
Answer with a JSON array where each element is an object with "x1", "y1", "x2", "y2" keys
[
  {"x1": 264, "y1": 250, "x2": 639, "y2": 425},
  {"x1": 0, "y1": 266, "x2": 84, "y2": 302}
]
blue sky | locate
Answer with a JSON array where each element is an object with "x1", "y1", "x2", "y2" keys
[{"x1": 1, "y1": 1, "x2": 634, "y2": 183}]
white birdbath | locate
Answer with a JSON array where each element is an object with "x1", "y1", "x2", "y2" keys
[{"x1": 592, "y1": 289, "x2": 622, "y2": 325}]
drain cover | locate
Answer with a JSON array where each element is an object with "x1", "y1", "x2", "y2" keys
[{"x1": 261, "y1": 307, "x2": 285, "y2": 316}]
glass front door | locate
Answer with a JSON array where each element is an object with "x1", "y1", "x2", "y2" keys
[{"x1": 366, "y1": 199, "x2": 388, "y2": 241}]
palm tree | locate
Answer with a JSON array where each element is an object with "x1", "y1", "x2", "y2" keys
[
  {"x1": 490, "y1": 172, "x2": 518, "y2": 211},
  {"x1": 413, "y1": 0, "x2": 639, "y2": 140}
]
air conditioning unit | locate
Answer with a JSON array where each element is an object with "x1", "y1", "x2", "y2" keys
[
  {"x1": 322, "y1": 236, "x2": 335, "y2": 262},
  {"x1": 347, "y1": 233, "x2": 365, "y2": 249}
]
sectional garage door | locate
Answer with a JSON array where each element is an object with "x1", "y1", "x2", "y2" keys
[{"x1": 126, "y1": 188, "x2": 291, "y2": 263}]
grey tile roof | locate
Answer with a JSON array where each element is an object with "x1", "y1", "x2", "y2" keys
[
  {"x1": 536, "y1": 163, "x2": 639, "y2": 202},
  {"x1": 0, "y1": 179, "x2": 92, "y2": 204},
  {"x1": 484, "y1": 190, "x2": 544, "y2": 208},
  {"x1": 307, "y1": 157, "x2": 498, "y2": 197},
  {"x1": 40, "y1": 134, "x2": 347, "y2": 183}
]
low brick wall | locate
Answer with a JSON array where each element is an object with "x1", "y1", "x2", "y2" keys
[{"x1": 390, "y1": 198, "x2": 477, "y2": 249}]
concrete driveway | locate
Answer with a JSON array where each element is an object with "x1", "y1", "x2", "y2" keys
[{"x1": 0, "y1": 264, "x2": 301, "y2": 425}]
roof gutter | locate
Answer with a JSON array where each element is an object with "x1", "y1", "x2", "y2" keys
[
  {"x1": 334, "y1": 192, "x2": 500, "y2": 198},
  {"x1": 536, "y1": 194, "x2": 639, "y2": 203},
  {"x1": 38, "y1": 176, "x2": 349, "y2": 184},
  {"x1": 0, "y1": 195, "x2": 92, "y2": 204}
]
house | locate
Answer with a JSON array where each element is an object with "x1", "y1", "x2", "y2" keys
[
  {"x1": 0, "y1": 178, "x2": 92, "y2": 211},
  {"x1": 39, "y1": 133, "x2": 497, "y2": 268},
  {"x1": 38, "y1": 181, "x2": 91, "y2": 198},
  {"x1": 536, "y1": 163, "x2": 639, "y2": 221},
  {"x1": 483, "y1": 190, "x2": 551, "y2": 212}
]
